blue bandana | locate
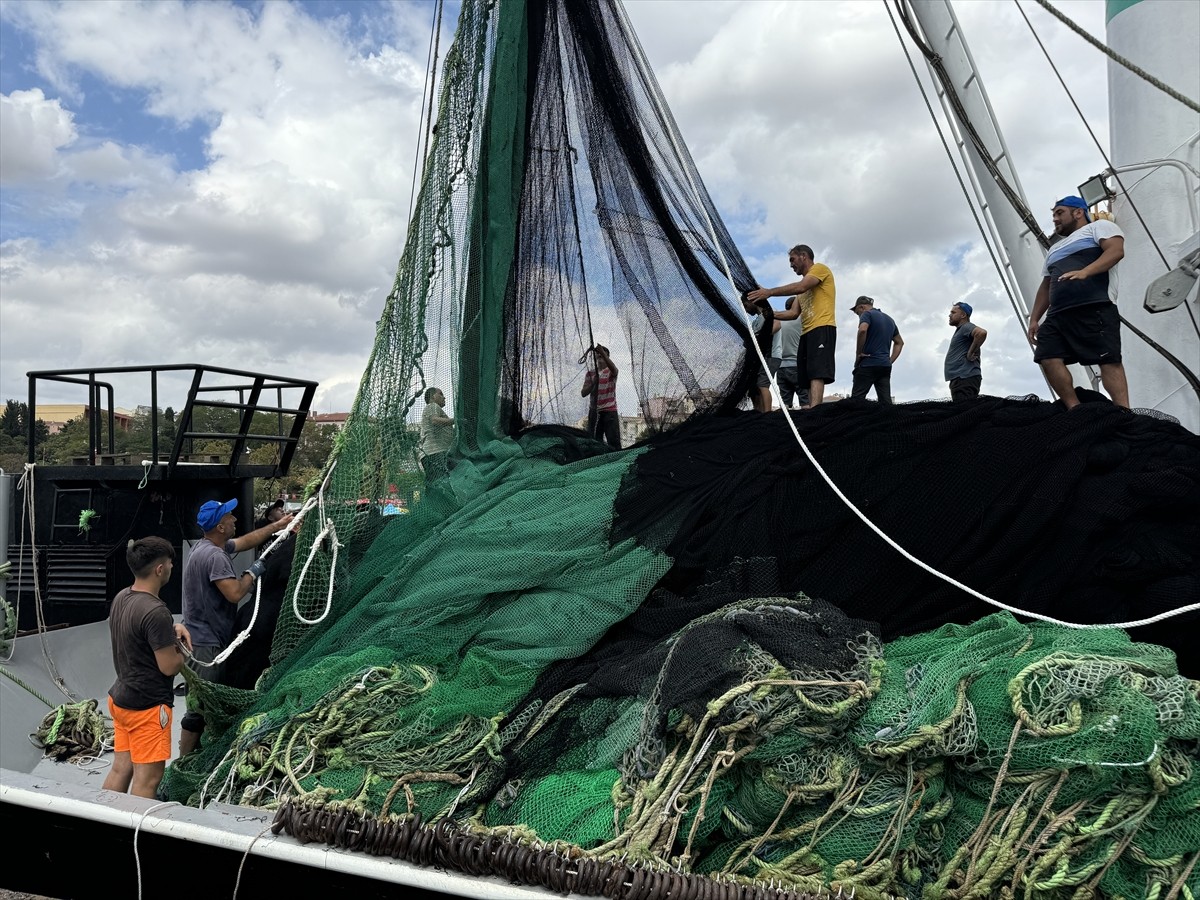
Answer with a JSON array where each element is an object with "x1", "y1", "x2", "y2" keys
[{"x1": 1053, "y1": 196, "x2": 1091, "y2": 222}]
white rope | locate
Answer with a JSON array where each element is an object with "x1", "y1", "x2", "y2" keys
[
  {"x1": 199, "y1": 741, "x2": 240, "y2": 807},
  {"x1": 12, "y1": 464, "x2": 78, "y2": 695},
  {"x1": 132, "y1": 800, "x2": 181, "y2": 900},
  {"x1": 291, "y1": 461, "x2": 341, "y2": 627},
  {"x1": 212, "y1": 495, "x2": 320, "y2": 666},
  {"x1": 614, "y1": 1, "x2": 1200, "y2": 633},
  {"x1": 231, "y1": 820, "x2": 277, "y2": 900},
  {"x1": 291, "y1": 515, "x2": 341, "y2": 627}
]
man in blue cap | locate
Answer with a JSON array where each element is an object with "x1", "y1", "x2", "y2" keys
[
  {"x1": 1027, "y1": 196, "x2": 1128, "y2": 409},
  {"x1": 945, "y1": 302, "x2": 987, "y2": 401},
  {"x1": 178, "y1": 498, "x2": 293, "y2": 755}
]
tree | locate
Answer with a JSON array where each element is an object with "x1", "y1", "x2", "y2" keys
[
  {"x1": 293, "y1": 421, "x2": 337, "y2": 471},
  {"x1": 159, "y1": 406, "x2": 177, "y2": 449},
  {"x1": 0, "y1": 399, "x2": 52, "y2": 467},
  {"x1": 41, "y1": 415, "x2": 92, "y2": 464},
  {"x1": 0, "y1": 400, "x2": 22, "y2": 437}
]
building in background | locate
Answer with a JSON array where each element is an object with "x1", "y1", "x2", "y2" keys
[{"x1": 35, "y1": 404, "x2": 135, "y2": 435}]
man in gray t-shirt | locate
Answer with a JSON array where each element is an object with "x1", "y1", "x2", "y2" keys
[
  {"x1": 776, "y1": 295, "x2": 810, "y2": 409},
  {"x1": 178, "y1": 497, "x2": 292, "y2": 756},
  {"x1": 944, "y1": 302, "x2": 988, "y2": 402}
]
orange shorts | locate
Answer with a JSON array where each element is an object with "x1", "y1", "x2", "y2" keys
[{"x1": 108, "y1": 696, "x2": 172, "y2": 765}]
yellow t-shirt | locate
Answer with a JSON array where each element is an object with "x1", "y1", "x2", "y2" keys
[
  {"x1": 794, "y1": 290, "x2": 815, "y2": 333},
  {"x1": 800, "y1": 263, "x2": 836, "y2": 333}
]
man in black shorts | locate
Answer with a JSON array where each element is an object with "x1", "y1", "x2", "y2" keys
[
  {"x1": 747, "y1": 245, "x2": 837, "y2": 408},
  {"x1": 1028, "y1": 196, "x2": 1128, "y2": 409}
]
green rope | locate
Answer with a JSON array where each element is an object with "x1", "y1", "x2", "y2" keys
[{"x1": 30, "y1": 699, "x2": 111, "y2": 762}]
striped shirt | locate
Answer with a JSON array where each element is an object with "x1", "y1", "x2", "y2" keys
[
  {"x1": 595, "y1": 366, "x2": 617, "y2": 411},
  {"x1": 1042, "y1": 220, "x2": 1123, "y2": 314}
]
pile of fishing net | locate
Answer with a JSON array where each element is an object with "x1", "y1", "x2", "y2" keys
[
  {"x1": 161, "y1": 397, "x2": 1200, "y2": 897},
  {"x1": 172, "y1": 563, "x2": 1200, "y2": 898},
  {"x1": 157, "y1": 0, "x2": 1200, "y2": 896}
]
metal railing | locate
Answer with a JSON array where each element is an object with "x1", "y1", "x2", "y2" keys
[{"x1": 26, "y1": 364, "x2": 319, "y2": 477}]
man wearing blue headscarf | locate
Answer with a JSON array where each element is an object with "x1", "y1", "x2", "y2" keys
[
  {"x1": 945, "y1": 302, "x2": 987, "y2": 402},
  {"x1": 1027, "y1": 196, "x2": 1128, "y2": 409}
]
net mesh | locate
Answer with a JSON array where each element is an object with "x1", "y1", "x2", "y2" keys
[{"x1": 159, "y1": 1, "x2": 1200, "y2": 897}]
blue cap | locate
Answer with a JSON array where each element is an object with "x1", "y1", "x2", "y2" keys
[
  {"x1": 1054, "y1": 196, "x2": 1091, "y2": 222},
  {"x1": 954, "y1": 302, "x2": 973, "y2": 317},
  {"x1": 197, "y1": 498, "x2": 237, "y2": 532}
]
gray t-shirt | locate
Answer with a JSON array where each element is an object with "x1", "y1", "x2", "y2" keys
[
  {"x1": 779, "y1": 318, "x2": 803, "y2": 365},
  {"x1": 182, "y1": 539, "x2": 237, "y2": 648},
  {"x1": 945, "y1": 321, "x2": 982, "y2": 380},
  {"x1": 420, "y1": 402, "x2": 454, "y2": 456}
]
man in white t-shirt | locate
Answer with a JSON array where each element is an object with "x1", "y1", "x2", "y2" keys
[
  {"x1": 420, "y1": 387, "x2": 455, "y2": 479},
  {"x1": 1027, "y1": 196, "x2": 1128, "y2": 409}
]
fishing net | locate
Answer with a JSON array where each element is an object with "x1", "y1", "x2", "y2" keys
[{"x1": 159, "y1": 1, "x2": 1200, "y2": 897}]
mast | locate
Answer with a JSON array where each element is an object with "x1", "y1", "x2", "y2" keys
[
  {"x1": 901, "y1": 2, "x2": 1047, "y2": 326},
  {"x1": 901, "y1": 0, "x2": 1096, "y2": 395},
  {"x1": 1105, "y1": 0, "x2": 1200, "y2": 432}
]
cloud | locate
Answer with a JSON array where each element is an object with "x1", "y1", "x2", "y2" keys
[
  {"x1": 0, "y1": 0, "x2": 1133, "y2": 425},
  {"x1": 0, "y1": 0, "x2": 434, "y2": 414},
  {"x1": 0, "y1": 88, "x2": 77, "y2": 183}
]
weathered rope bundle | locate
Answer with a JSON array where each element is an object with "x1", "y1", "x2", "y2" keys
[
  {"x1": 270, "y1": 800, "x2": 890, "y2": 900},
  {"x1": 31, "y1": 698, "x2": 112, "y2": 762}
]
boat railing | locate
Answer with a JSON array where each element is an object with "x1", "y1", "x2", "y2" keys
[{"x1": 25, "y1": 363, "x2": 319, "y2": 478}]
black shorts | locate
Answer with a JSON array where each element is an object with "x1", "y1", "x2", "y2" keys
[
  {"x1": 756, "y1": 358, "x2": 781, "y2": 388},
  {"x1": 796, "y1": 325, "x2": 837, "y2": 384},
  {"x1": 1033, "y1": 303, "x2": 1122, "y2": 366},
  {"x1": 949, "y1": 375, "x2": 981, "y2": 402}
]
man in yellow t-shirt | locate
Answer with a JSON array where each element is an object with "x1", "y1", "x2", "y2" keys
[{"x1": 748, "y1": 244, "x2": 837, "y2": 407}]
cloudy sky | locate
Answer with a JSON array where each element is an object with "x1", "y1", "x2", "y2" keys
[{"x1": 1, "y1": 0, "x2": 1117, "y2": 415}]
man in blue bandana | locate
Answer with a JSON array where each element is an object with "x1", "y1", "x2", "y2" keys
[
  {"x1": 1027, "y1": 196, "x2": 1129, "y2": 409},
  {"x1": 945, "y1": 302, "x2": 987, "y2": 401}
]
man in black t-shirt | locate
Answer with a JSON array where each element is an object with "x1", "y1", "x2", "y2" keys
[
  {"x1": 104, "y1": 537, "x2": 192, "y2": 798},
  {"x1": 224, "y1": 502, "x2": 297, "y2": 689}
]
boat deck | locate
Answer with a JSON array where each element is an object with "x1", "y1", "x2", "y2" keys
[{"x1": 1, "y1": 623, "x2": 545, "y2": 900}]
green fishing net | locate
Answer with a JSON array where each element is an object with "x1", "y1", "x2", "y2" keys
[{"x1": 159, "y1": 1, "x2": 1200, "y2": 897}]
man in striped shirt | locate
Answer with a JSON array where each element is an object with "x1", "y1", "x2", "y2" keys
[
  {"x1": 581, "y1": 344, "x2": 621, "y2": 449},
  {"x1": 1028, "y1": 196, "x2": 1128, "y2": 409}
]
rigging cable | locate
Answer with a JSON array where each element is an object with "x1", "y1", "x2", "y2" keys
[
  {"x1": 1015, "y1": 0, "x2": 1200, "y2": 387},
  {"x1": 883, "y1": 1, "x2": 1028, "y2": 341},
  {"x1": 614, "y1": 0, "x2": 1199, "y2": 632},
  {"x1": 1030, "y1": 0, "x2": 1200, "y2": 114},
  {"x1": 894, "y1": 0, "x2": 1050, "y2": 252},
  {"x1": 407, "y1": 0, "x2": 445, "y2": 224}
]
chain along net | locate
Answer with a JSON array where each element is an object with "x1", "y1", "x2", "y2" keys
[{"x1": 160, "y1": 1, "x2": 1200, "y2": 897}]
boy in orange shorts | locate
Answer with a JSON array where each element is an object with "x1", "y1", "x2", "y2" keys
[{"x1": 103, "y1": 536, "x2": 191, "y2": 798}]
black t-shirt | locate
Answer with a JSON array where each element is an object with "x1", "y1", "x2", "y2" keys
[
  {"x1": 225, "y1": 534, "x2": 296, "y2": 689},
  {"x1": 108, "y1": 587, "x2": 178, "y2": 709}
]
